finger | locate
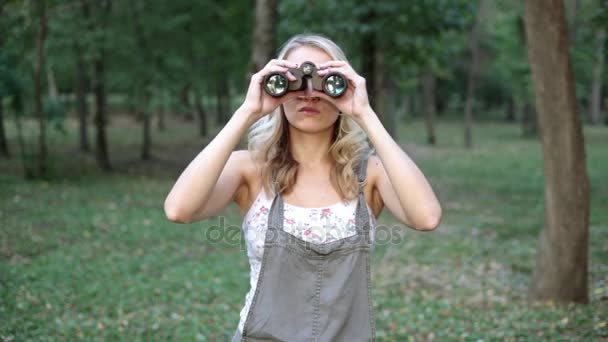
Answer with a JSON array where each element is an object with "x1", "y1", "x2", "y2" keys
[
  {"x1": 317, "y1": 65, "x2": 352, "y2": 76},
  {"x1": 257, "y1": 66, "x2": 296, "y2": 83},
  {"x1": 268, "y1": 59, "x2": 298, "y2": 69},
  {"x1": 317, "y1": 66, "x2": 359, "y2": 86},
  {"x1": 318, "y1": 61, "x2": 348, "y2": 69},
  {"x1": 320, "y1": 67, "x2": 364, "y2": 89}
]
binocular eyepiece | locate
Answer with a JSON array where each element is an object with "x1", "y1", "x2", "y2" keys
[{"x1": 263, "y1": 61, "x2": 348, "y2": 98}]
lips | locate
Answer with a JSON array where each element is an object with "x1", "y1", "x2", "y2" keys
[{"x1": 298, "y1": 106, "x2": 320, "y2": 114}]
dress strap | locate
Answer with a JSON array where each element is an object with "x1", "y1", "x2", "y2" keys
[
  {"x1": 268, "y1": 185, "x2": 284, "y2": 233},
  {"x1": 356, "y1": 152, "x2": 370, "y2": 191},
  {"x1": 355, "y1": 152, "x2": 373, "y2": 237}
]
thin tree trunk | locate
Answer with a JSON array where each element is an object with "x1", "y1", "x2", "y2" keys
[
  {"x1": 250, "y1": 0, "x2": 277, "y2": 73},
  {"x1": 521, "y1": 102, "x2": 538, "y2": 137},
  {"x1": 374, "y1": 48, "x2": 395, "y2": 138},
  {"x1": 76, "y1": 0, "x2": 91, "y2": 153},
  {"x1": 464, "y1": 0, "x2": 486, "y2": 149},
  {"x1": 130, "y1": 0, "x2": 153, "y2": 161},
  {"x1": 180, "y1": 84, "x2": 193, "y2": 121},
  {"x1": 215, "y1": 77, "x2": 230, "y2": 125},
  {"x1": 420, "y1": 71, "x2": 437, "y2": 145},
  {"x1": 524, "y1": 0, "x2": 589, "y2": 304},
  {"x1": 46, "y1": 66, "x2": 58, "y2": 99},
  {"x1": 588, "y1": 28, "x2": 606, "y2": 125},
  {"x1": 566, "y1": 0, "x2": 579, "y2": 42},
  {"x1": 157, "y1": 89, "x2": 166, "y2": 131},
  {"x1": 0, "y1": 100, "x2": 8, "y2": 158},
  {"x1": 141, "y1": 109, "x2": 151, "y2": 160},
  {"x1": 35, "y1": 1, "x2": 48, "y2": 177},
  {"x1": 360, "y1": 8, "x2": 377, "y2": 108},
  {"x1": 93, "y1": 56, "x2": 111, "y2": 171},
  {"x1": 87, "y1": 0, "x2": 112, "y2": 171},
  {"x1": 195, "y1": 93, "x2": 208, "y2": 137},
  {"x1": 75, "y1": 50, "x2": 90, "y2": 152},
  {"x1": 0, "y1": 29, "x2": 9, "y2": 158}
]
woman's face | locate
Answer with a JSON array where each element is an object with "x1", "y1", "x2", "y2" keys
[{"x1": 282, "y1": 46, "x2": 340, "y2": 135}]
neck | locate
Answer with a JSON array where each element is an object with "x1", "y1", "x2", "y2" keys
[{"x1": 288, "y1": 125, "x2": 335, "y2": 169}]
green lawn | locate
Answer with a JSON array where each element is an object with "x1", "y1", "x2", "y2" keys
[{"x1": 1, "y1": 115, "x2": 606, "y2": 341}]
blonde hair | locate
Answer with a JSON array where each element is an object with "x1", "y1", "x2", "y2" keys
[{"x1": 247, "y1": 33, "x2": 374, "y2": 200}]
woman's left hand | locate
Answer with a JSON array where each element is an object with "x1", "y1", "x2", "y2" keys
[{"x1": 316, "y1": 61, "x2": 374, "y2": 122}]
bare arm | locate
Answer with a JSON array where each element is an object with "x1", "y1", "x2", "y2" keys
[
  {"x1": 365, "y1": 128, "x2": 442, "y2": 231},
  {"x1": 164, "y1": 59, "x2": 300, "y2": 223},
  {"x1": 163, "y1": 109, "x2": 255, "y2": 223},
  {"x1": 316, "y1": 60, "x2": 442, "y2": 231}
]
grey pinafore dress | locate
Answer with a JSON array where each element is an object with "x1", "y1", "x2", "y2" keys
[{"x1": 232, "y1": 155, "x2": 376, "y2": 341}]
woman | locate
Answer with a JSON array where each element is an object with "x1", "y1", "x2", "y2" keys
[{"x1": 164, "y1": 34, "x2": 442, "y2": 341}]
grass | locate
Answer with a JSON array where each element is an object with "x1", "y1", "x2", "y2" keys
[{"x1": 0, "y1": 114, "x2": 606, "y2": 341}]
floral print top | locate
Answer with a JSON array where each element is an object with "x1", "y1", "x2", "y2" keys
[{"x1": 237, "y1": 188, "x2": 378, "y2": 333}]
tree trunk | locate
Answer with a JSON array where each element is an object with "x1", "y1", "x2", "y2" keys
[
  {"x1": 464, "y1": 0, "x2": 486, "y2": 149},
  {"x1": 521, "y1": 102, "x2": 538, "y2": 137},
  {"x1": 524, "y1": 0, "x2": 589, "y2": 304},
  {"x1": 75, "y1": 50, "x2": 90, "y2": 152},
  {"x1": 374, "y1": 48, "x2": 395, "y2": 138},
  {"x1": 0, "y1": 100, "x2": 8, "y2": 158},
  {"x1": 566, "y1": 0, "x2": 579, "y2": 42},
  {"x1": 130, "y1": 0, "x2": 154, "y2": 161},
  {"x1": 93, "y1": 56, "x2": 111, "y2": 171},
  {"x1": 87, "y1": 0, "x2": 112, "y2": 171},
  {"x1": 588, "y1": 28, "x2": 606, "y2": 125},
  {"x1": 141, "y1": 109, "x2": 151, "y2": 160},
  {"x1": 420, "y1": 71, "x2": 437, "y2": 145},
  {"x1": 180, "y1": 84, "x2": 193, "y2": 121},
  {"x1": 35, "y1": 1, "x2": 48, "y2": 177},
  {"x1": 195, "y1": 93, "x2": 208, "y2": 137},
  {"x1": 46, "y1": 66, "x2": 58, "y2": 99},
  {"x1": 250, "y1": 0, "x2": 277, "y2": 73},
  {"x1": 360, "y1": 8, "x2": 377, "y2": 108},
  {"x1": 0, "y1": 28, "x2": 9, "y2": 158},
  {"x1": 77, "y1": 0, "x2": 92, "y2": 152},
  {"x1": 157, "y1": 89, "x2": 166, "y2": 131},
  {"x1": 215, "y1": 77, "x2": 230, "y2": 125}
]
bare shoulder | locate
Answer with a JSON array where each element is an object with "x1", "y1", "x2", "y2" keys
[{"x1": 364, "y1": 154, "x2": 384, "y2": 218}]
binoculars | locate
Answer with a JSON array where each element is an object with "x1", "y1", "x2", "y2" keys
[{"x1": 263, "y1": 61, "x2": 348, "y2": 98}]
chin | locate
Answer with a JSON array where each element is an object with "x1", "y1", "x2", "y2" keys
[{"x1": 289, "y1": 122, "x2": 335, "y2": 134}]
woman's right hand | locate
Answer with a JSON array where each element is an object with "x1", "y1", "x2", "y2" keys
[{"x1": 239, "y1": 59, "x2": 300, "y2": 122}]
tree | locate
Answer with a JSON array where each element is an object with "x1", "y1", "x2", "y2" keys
[
  {"x1": 74, "y1": 0, "x2": 91, "y2": 152},
  {"x1": 251, "y1": 0, "x2": 277, "y2": 73},
  {"x1": 90, "y1": 0, "x2": 112, "y2": 171},
  {"x1": 463, "y1": 0, "x2": 487, "y2": 149},
  {"x1": 588, "y1": 27, "x2": 606, "y2": 125},
  {"x1": 524, "y1": 0, "x2": 590, "y2": 303},
  {"x1": 128, "y1": 0, "x2": 155, "y2": 160},
  {"x1": 420, "y1": 71, "x2": 437, "y2": 145},
  {"x1": 34, "y1": 1, "x2": 49, "y2": 177},
  {"x1": 0, "y1": 5, "x2": 10, "y2": 158}
]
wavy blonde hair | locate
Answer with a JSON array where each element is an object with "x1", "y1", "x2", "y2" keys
[{"x1": 247, "y1": 33, "x2": 373, "y2": 200}]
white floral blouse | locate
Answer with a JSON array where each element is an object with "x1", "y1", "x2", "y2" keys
[{"x1": 237, "y1": 188, "x2": 378, "y2": 333}]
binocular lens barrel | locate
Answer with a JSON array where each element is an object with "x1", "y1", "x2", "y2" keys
[
  {"x1": 265, "y1": 74, "x2": 288, "y2": 97},
  {"x1": 323, "y1": 75, "x2": 347, "y2": 98}
]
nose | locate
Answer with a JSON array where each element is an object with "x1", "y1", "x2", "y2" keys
[{"x1": 304, "y1": 78, "x2": 314, "y2": 96}]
